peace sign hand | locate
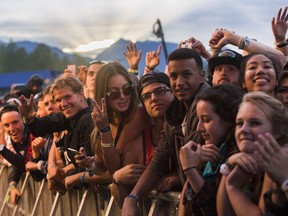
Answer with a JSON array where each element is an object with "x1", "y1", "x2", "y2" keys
[{"x1": 91, "y1": 98, "x2": 110, "y2": 130}]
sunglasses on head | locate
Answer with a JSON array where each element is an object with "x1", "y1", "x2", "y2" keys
[{"x1": 106, "y1": 85, "x2": 134, "y2": 100}]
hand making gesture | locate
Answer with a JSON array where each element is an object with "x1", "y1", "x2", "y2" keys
[
  {"x1": 91, "y1": 98, "x2": 110, "y2": 131},
  {"x1": 122, "y1": 42, "x2": 142, "y2": 69},
  {"x1": 272, "y1": 6, "x2": 288, "y2": 44}
]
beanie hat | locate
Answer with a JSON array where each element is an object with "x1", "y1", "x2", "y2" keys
[{"x1": 28, "y1": 74, "x2": 44, "y2": 86}]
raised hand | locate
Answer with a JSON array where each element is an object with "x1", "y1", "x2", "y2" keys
[
  {"x1": 15, "y1": 94, "x2": 35, "y2": 118},
  {"x1": 179, "y1": 37, "x2": 210, "y2": 59},
  {"x1": 145, "y1": 45, "x2": 161, "y2": 70},
  {"x1": 272, "y1": 7, "x2": 288, "y2": 43},
  {"x1": 91, "y1": 98, "x2": 110, "y2": 130},
  {"x1": 122, "y1": 42, "x2": 142, "y2": 69},
  {"x1": 209, "y1": 28, "x2": 236, "y2": 50}
]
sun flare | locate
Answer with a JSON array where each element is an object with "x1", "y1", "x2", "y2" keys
[{"x1": 63, "y1": 39, "x2": 115, "y2": 53}]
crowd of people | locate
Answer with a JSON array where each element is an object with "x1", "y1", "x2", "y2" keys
[{"x1": 0, "y1": 6, "x2": 288, "y2": 216}]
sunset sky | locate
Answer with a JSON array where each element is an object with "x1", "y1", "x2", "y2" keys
[{"x1": 0, "y1": 0, "x2": 287, "y2": 54}]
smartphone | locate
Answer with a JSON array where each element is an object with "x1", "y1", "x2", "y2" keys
[
  {"x1": 67, "y1": 148, "x2": 80, "y2": 155},
  {"x1": 180, "y1": 40, "x2": 193, "y2": 49},
  {"x1": 67, "y1": 65, "x2": 76, "y2": 76},
  {"x1": 15, "y1": 195, "x2": 21, "y2": 204}
]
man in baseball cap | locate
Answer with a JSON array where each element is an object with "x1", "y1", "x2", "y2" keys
[{"x1": 208, "y1": 49, "x2": 243, "y2": 87}]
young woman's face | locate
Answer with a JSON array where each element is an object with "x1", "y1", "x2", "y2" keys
[
  {"x1": 106, "y1": 74, "x2": 132, "y2": 113},
  {"x1": 235, "y1": 102, "x2": 273, "y2": 153},
  {"x1": 244, "y1": 54, "x2": 277, "y2": 95},
  {"x1": 196, "y1": 100, "x2": 231, "y2": 145}
]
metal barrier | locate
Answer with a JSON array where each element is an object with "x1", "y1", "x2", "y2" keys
[{"x1": 0, "y1": 164, "x2": 180, "y2": 216}]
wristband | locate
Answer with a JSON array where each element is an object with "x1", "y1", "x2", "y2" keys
[
  {"x1": 101, "y1": 140, "x2": 115, "y2": 148},
  {"x1": 276, "y1": 39, "x2": 288, "y2": 48},
  {"x1": 145, "y1": 66, "x2": 154, "y2": 71},
  {"x1": 37, "y1": 160, "x2": 44, "y2": 171},
  {"x1": 126, "y1": 194, "x2": 139, "y2": 202},
  {"x1": 238, "y1": 36, "x2": 250, "y2": 50},
  {"x1": 23, "y1": 116, "x2": 35, "y2": 124},
  {"x1": 8, "y1": 184, "x2": 17, "y2": 190},
  {"x1": 281, "y1": 179, "x2": 288, "y2": 192},
  {"x1": 85, "y1": 160, "x2": 96, "y2": 177},
  {"x1": 183, "y1": 166, "x2": 197, "y2": 173},
  {"x1": 99, "y1": 126, "x2": 110, "y2": 133},
  {"x1": 128, "y1": 68, "x2": 139, "y2": 75},
  {"x1": 220, "y1": 164, "x2": 231, "y2": 176},
  {"x1": 79, "y1": 171, "x2": 86, "y2": 182}
]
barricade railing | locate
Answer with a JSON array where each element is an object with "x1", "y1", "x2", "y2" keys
[{"x1": 0, "y1": 164, "x2": 180, "y2": 216}]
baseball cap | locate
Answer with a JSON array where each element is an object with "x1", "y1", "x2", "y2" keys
[
  {"x1": 208, "y1": 49, "x2": 243, "y2": 73},
  {"x1": 138, "y1": 72, "x2": 170, "y2": 96}
]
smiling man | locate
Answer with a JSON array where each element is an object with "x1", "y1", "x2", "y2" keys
[
  {"x1": 17, "y1": 76, "x2": 94, "y2": 192},
  {"x1": 0, "y1": 104, "x2": 32, "y2": 204}
]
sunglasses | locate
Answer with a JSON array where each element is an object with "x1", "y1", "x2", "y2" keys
[
  {"x1": 106, "y1": 85, "x2": 134, "y2": 100},
  {"x1": 141, "y1": 86, "x2": 171, "y2": 102}
]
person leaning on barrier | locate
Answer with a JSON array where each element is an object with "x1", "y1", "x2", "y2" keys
[
  {"x1": 178, "y1": 84, "x2": 243, "y2": 215},
  {"x1": 16, "y1": 76, "x2": 96, "y2": 193},
  {"x1": 25, "y1": 86, "x2": 60, "y2": 182},
  {"x1": 121, "y1": 48, "x2": 210, "y2": 215},
  {"x1": 217, "y1": 92, "x2": 288, "y2": 215},
  {"x1": 111, "y1": 72, "x2": 180, "y2": 207},
  {"x1": 76, "y1": 62, "x2": 152, "y2": 207},
  {"x1": 0, "y1": 104, "x2": 33, "y2": 204}
]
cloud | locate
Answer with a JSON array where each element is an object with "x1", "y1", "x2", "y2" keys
[{"x1": 0, "y1": 0, "x2": 287, "y2": 51}]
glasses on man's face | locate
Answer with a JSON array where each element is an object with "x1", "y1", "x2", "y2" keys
[
  {"x1": 106, "y1": 85, "x2": 134, "y2": 101},
  {"x1": 141, "y1": 86, "x2": 171, "y2": 102},
  {"x1": 277, "y1": 87, "x2": 288, "y2": 94}
]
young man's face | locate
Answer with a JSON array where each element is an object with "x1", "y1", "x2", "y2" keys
[
  {"x1": 141, "y1": 82, "x2": 174, "y2": 118},
  {"x1": 1, "y1": 111, "x2": 25, "y2": 143},
  {"x1": 212, "y1": 64, "x2": 240, "y2": 87},
  {"x1": 167, "y1": 58, "x2": 204, "y2": 107},
  {"x1": 43, "y1": 94, "x2": 59, "y2": 116},
  {"x1": 53, "y1": 87, "x2": 85, "y2": 118},
  {"x1": 86, "y1": 64, "x2": 102, "y2": 92}
]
